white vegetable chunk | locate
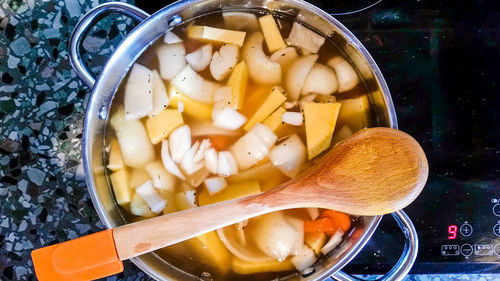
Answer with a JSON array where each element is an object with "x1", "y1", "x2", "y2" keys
[
  {"x1": 281, "y1": 112, "x2": 304, "y2": 126},
  {"x1": 223, "y1": 12, "x2": 260, "y2": 31},
  {"x1": 176, "y1": 189, "x2": 197, "y2": 210},
  {"x1": 163, "y1": 31, "x2": 182, "y2": 44},
  {"x1": 190, "y1": 120, "x2": 241, "y2": 137},
  {"x1": 157, "y1": 43, "x2": 186, "y2": 81},
  {"x1": 286, "y1": 22, "x2": 325, "y2": 54},
  {"x1": 172, "y1": 65, "x2": 215, "y2": 104},
  {"x1": 269, "y1": 134, "x2": 306, "y2": 177},
  {"x1": 327, "y1": 56, "x2": 359, "y2": 93},
  {"x1": 248, "y1": 123, "x2": 277, "y2": 148},
  {"x1": 204, "y1": 177, "x2": 228, "y2": 195},
  {"x1": 212, "y1": 103, "x2": 247, "y2": 130},
  {"x1": 285, "y1": 54, "x2": 318, "y2": 101},
  {"x1": 149, "y1": 70, "x2": 170, "y2": 117},
  {"x1": 321, "y1": 230, "x2": 344, "y2": 255},
  {"x1": 217, "y1": 151, "x2": 238, "y2": 177},
  {"x1": 161, "y1": 139, "x2": 186, "y2": 180},
  {"x1": 270, "y1": 47, "x2": 298, "y2": 70},
  {"x1": 185, "y1": 44, "x2": 213, "y2": 72},
  {"x1": 242, "y1": 32, "x2": 281, "y2": 85},
  {"x1": 145, "y1": 161, "x2": 176, "y2": 191},
  {"x1": 135, "y1": 180, "x2": 167, "y2": 214},
  {"x1": 181, "y1": 141, "x2": 205, "y2": 175},
  {"x1": 301, "y1": 63, "x2": 338, "y2": 95},
  {"x1": 204, "y1": 148, "x2": 218, "y2": 174},
  {"x1": 130, "y1": 193, "x2": 155, "y2": 218},
  {"x1": 230, "y1": 131, "x2": 269, "y2": 170},
  {"x1": 124, "y1": 63, "x2": 153, "y2": 120},
  {"x1": 169, "y1": 125, "x2": 191, "y2": 163},
  {"x1": 110, "y1": 108, "x2": 155, "y2": 167},
  {"x1": 210, "y1": 44, "x2": 239, "y2": 81},
  {"x1": 291, "y1": 245, "x2": 317, "y2": 271},
  {"x1": 194, "y1": 139, "x2": 211, "y2": 162}
]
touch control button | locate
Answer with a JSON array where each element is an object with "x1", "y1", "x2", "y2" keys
[
  {"x1": 460, "y1": 223, "x2": 473, "y2": 237},
  {"x1": 493, "y1": 204, "x2": 500, "y2": 216},
  {"x1": 494, "y1": 244, "x2": 500, "y2": 256},
  {"x1": 461, "y1": 244, "x2": 473, "y2": 257},
  {"x1": 494, "y1": 223, "x2": 500, "y2": 237}
]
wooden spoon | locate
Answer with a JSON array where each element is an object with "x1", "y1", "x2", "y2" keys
[{"x1": 32, "y1": 127, "x2": 428, "y2": 281}]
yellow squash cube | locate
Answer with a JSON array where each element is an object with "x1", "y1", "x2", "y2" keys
[
  {"x1": 305, "y1": 231, "x2": 327, "y2": 255},
  {"x1": 258, "y1": 14, "x2": 287, "y2": 53},
  {"x1": 168, "y1": 85, "x2": 212, "y2": 120},
  {"x1": 107, "y1": 138, "x2": 124, "y2": 171},
  {"x1": 262, "y1": 106, "x2": 286, "y2": 131},
  {"x1": 232, "y1": 257, "x2": 294, "y2": 274},
  {"x1": 302, "y1": 102, "x2": 341, "y2": 159},
  {"x1": 337, "y1": 94, "x2": 370, "y2": 131},
  {"x1": 129, "y1": 168, "x2": 151, "y2": 189},
  {"x1": 226, "y1": 61, "x2": 248, "y2": 110},
  {"x1": 109, "y1": 170, "x2": 132, "y2": 206},
  {"x1": 145, "y1": 109, "x2": 184, "y2": 145},
  {"x1": 198, "y1": 181, "x2": 261, "y2": 206},
  {"x1": 187, "y1": 25, "x2": 246, "y2": 46},
  {"x1": 243, "y1": 86, "x2": 287, "y2": 131},
  {"x1": 185, "y1": 231, "x2": 232, "y2": 273}
]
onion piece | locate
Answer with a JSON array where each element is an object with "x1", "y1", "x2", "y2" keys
[
  {"x1": 190, "y1": 120, "x2": 241, "y2": 137},
  {"x1": 286, "y1": 22, "x2": 325, "y2": 54},
  {"x1": 204, "y1": 177, "x2": 228, "y2": 195},
  {"x1": 204, "y1": 148, "x2": 218, "y2": 174},
  {"x1": 212, "y1": 103, "x2": 247, "y2": 130},
  {"x1": 217, "y1": 151, "x2": 238, "y2": 177},
  {"x1": 281, "y1": 112, "x2": 304, "y2": 126},
  {"x1": 130, "y1": 193, "x2": 155, "y2": 218},
  {"x1": 210, "y1": 44, "x2": 239, "y2": 81},
  {"x1": 223, "y1": 12, "x2": 259, "y2": 31},
  {"x1": 161, "y1": 139, "x2": 186, "y2": 180},
  {"x1": 230, "y1": 131, "x2": 269, "y2": 170},
  {"x1": 269, "y1": 134, "x2": 306, "y2": 177},
  {"x1": 124, "y1": 63, "x2": 153, "y2": 120},
  {"x1": 270, "y1": 47, "x2": 298, "y2": 71},
  {"x1": 285, "y1": 54, "x2": 318, "y2": 101},
  {"x1": 176, "y1": 189, "x2": 197, "y2": 210},
  {"x1": 171, "y1": 65, "x2": 215, "y2": 104},
  {"x1": 242, "y1": 32, "x2": 281, "y2": 85},
  {"x1": 164, "y1": 31, "x2": 182, "y2": 44},
  {"x1": 291, "y1": 245, "x2": 317, "y2": 271},
  {"x1": 327, "y1": 56, "x2": 359, "y2": 93},
  {"x1": 185, "y1": 44, "x2": 212, "y2": 72},
  {"x1": 149, "y1": 70, "x2": 170, "y2": 118},
  {"x1": 135, "y1": 180, "x2": 167, "y2": 214},
  {"x1": 194, "y1": 138, "x2": 211, "y2": 162},
  {"x1": 248, "y1": 123, "x2": 277, "y2": 148},
  {"x1": 169, "y1": 125, "x2": 191, "y2": 163},
  {"x1": 321, "y1": 230, "x2": 344, "y2": 255},
  {"x1": 301, "y1": 63, "x2": 338, "y2": 96},
  {"x1": 180, "y1": 141, "x2": 204, "y2": 175},
  {"x1": 157, "y1": 43, "x2": 186, "y2": 81},
  {"x1": 145, "y1": 161, "x2": 176, "y2": 191}
]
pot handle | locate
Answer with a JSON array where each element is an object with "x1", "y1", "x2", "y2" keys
[
  {"x1": 69, "y1": 2, "x2": 150, "y2": 88},
  {"x1": 331, "y1": 210, "x2": 418, "y2": 281}
]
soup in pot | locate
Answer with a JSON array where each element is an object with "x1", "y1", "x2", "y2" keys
[{"x1": 106, "y1": 10, "x2": 373, "y2": 280}]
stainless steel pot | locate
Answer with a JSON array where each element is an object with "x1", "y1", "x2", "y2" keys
[{"x1": 70, "y1": 1, "x2": 418, "y2": 280}]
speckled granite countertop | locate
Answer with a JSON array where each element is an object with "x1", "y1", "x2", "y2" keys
[{"x1": 0, "y1": 0, "x2": 498, "y2": 280}]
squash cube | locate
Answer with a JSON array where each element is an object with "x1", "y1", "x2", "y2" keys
[
  {"x1": 185, "y1": 231, "x2": 232, "y2": 273},
  {"x1": 258, "y1": 14, "x2": 287, "y2": 53},
  {"x1": 302, "y1": 102, "x2": 341, "y2": 159},
  {"x1": 198, "y1": 181, "x2": 261, "y2": 206},
  {"x1": 145, "y1": 109, "x2": 184, "y2": 145},
  {"x1": 109, "y1": 170, "x2": 132, "y2": 206},
  {"x1": 226, "y1": 61, "x2": 248, "y2": 110},
  {"x1": 232, "y1": 257, "x2": 294, "y2": 274},
  {"x1": 243, "y1": 86, "x2": 287, "y2": 131},
  {"x1": 187, "y1": 25, "x2": 246, "y2": 47},
  {"x1": 107, "y1": 138, "x2": 124, "y2": 171},
  {"x1": 168, "y1": 85, "x2": 212, "y2": 120}
]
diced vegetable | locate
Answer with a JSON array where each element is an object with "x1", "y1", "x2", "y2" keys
[
  {"x1": 159, "y1": 189, "x2": 179, "y2": 214},
  {"x1": 135, "y1": 180, "x2": 167, "y2": 214},
  {"x1": 163, "y1": 31, "x2": 182, "y2": 44},
  {"x1": 262, "y1": 106, "x2": 286, "y2": 131},
  {"x1": 230, "y1": 130, "x2": 270, "y2": 170},
  {"x1": 194, "y1": 139, "x2": 211, "y2": 162},
  {"x1": 286, "y1": 22, "x2": 325, "y2": 54},
  {"x1": 209, "y1": 135, "x2": 234, "y2": 150},
  {"x1": 145, "y1": 109, "x2": 184, "y2": 145},
  {"x1": 320, "y1": 230, "x2": 344, "y2": 255},
  {"x1": 305, "y1": 231, "x2": 327, "y2": 255},
  {"x1": 320, "y1": 210, "x2": 351, "y2": 232},
  {"x1": 185, "y1": 44, "x2": 212, "y2": 72},
  {"x1": 212, "y1": 103, "x2": 247, "y2": 130},
  {"x1": 184, "y1": 231, "x2": 232, "y2": 273},
  {"x1": 204, "y1": 177, "x2": 228, "y2": 195},
  {"x1": 258, "y1": 14, "x2": 287, "y2": 53},
  {"x1": 168, "y1": 84, "x2": 212, "y2": 120},
  {"x1": 252, "y1": 211, "x2": 303, "y2": 261},
  {"x1": 306, "y1": 208, "x2": 320, "y2": 220},
  {"x1": 129, "y1": 168, "x2": 151, "y2": 189},
  {"x1": 304, "y1": 218, "x2": 336, "y2": 235},
  {"x1": 110, "y1": 107, "x2": 155, "y2": 167},
  {"x1": 107, "y1": 138, "x2": 124, "y2": 171},
  {"x1": 226, "y1": 61, "x2": 248, "y2": 109},
  {"x1": 223, "y1": 12, "x2": 260, "y2": 31},
  {"x1": 210, "y1": 44, "x2": 239, "y2": 81},
  {"x1": 301, "y1": 63, "x2": 338, "y2": 95},
  {"x1": 284, "y1": 54, "x2": 318, "y2": 101},
  {"x1": 248, "y1": 123, "x2": 278, "y2": 148},
  {"x1": 124, "y1": 63, "x2": 153, "y2": 120},
  {"x1": 291, "y1": 245, "x2": 316, "y2": 271},
  {"x1": 232, "y1": 257, "x2": 294, "y2": 274},
  {"x1": 186, "y1": 167, "x2": 210, "y2": 187},
  {"x1": 327, "y1": 56, "x2": 359, "y2": 93},
  {"x1": 161, "y1": 139, "x2": 186, "y2": 180},
  {"x1": 109, "y1": 170, "x2": 132, "y2": 206},
  {"x1": 270, "y1": 47, "x2": 298, "y2": 71},
  {"x1": 187, "y1": 25, "x2": 246, "y2": 46},
  {"x1": 331, "y1": 125, "x2": 353, "y2": 146},
  {"x1": 217, "y1": 151, "x2": 238, "y2": 177},
  {"x1": 243, "y1": 86, "x2": 287, "y2": 131},
  {"x1": 180, "y1": 141, "x2": 204, "y2": 175},
  {"x1": 337, "y1": 95, "x2": 370, "y2": 131},
  {"x1": 269, "y1": 134, "x2": 306, "y2": 177},
  {"x1": 281, "y1": 112, "x2": 303, "y2": 126},
  {"x1": 176, "y1": 189, "x2": 197, "y2": 210},
  {"x1": 302, "y1": 102, "x2": 341, "y2": 159},
  {"x1": 198, "y1": 180, "x2": 261, "y2": 206},
  {"x1": 148, "y1": 70, "x2": 170, "y2": 118},
  {"x1": 145, "y1": 161, "x2": 176, "y2": 191},
  {"x1": 204, "y1": 148, "x2": 218, "y2": 174},
  {"x1": 214, "y1": 86, "x2": 233, "y2": 104},
  {"x1": 190, "y1": 119, "x2": 241, "y2": 137},
  {"x1": 157, "y1": 43, "x2": 186, "y2": 81},
  {"x1": 242, "y1": 32, "x2": 281, "y2": 85},
  {"x1": 130, "y1": 193, "x2": 156, "y2": 218},
  {"x1": 171, "y1": 65, "x2": 216, "y2": 104},
  {"x1": 169, "y1": 125, "x2": 191, "y2": 163}
]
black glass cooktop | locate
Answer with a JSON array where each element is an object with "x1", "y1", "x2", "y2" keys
[{"x1": 135, "y1": 0, "x2": 500, "y2": 274}]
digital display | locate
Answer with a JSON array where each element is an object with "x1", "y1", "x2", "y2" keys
[{"x1": 448, "y1": 225, "x2": 458, "y2": 240}]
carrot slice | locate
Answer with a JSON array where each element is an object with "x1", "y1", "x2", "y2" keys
[
  {"x1": 304, "y1": 218, "x2": 337, "y2": 235},
  {"x1": 320, "y1": 210, "x2": 351, "y2": 233},
  {"x1": 208, "y1": 135, "x2": 233, "y2": 150}
]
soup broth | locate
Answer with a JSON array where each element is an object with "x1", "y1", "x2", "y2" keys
[{"x1": 106, "y1": 10, "x2": 373, "y2": 280}]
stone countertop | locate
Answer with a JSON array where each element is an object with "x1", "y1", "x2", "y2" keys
[{"x1": 0, "y1": 0, "x2": 498, "y2": 280}]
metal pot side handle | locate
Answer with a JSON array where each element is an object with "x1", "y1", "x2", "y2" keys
[
  {"x1": 331, "y1": 210, "x2": 418, "y2": 281},
  {"x1": 69, "y1": 2, "x2": 150, "y2": 88}
]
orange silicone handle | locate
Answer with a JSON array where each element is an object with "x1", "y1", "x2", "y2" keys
[{"x1": 31, "y1": 229, "x2": 124, "y2": 281}]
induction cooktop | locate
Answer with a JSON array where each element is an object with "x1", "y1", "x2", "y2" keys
[{"x1": 135, "y1": 0, "x2": 500, "y2": 274}]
